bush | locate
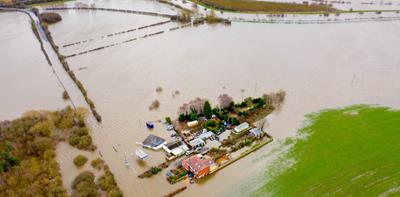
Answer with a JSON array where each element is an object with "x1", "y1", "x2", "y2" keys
[
  {"x1": 62, "y1": 91, "x2": 70, "y2": 100},
  {"x1": 189, "y1": 112, "x2": 198, "y2": 121},
  {"x1": 72, "y1": 171, "x2": 98, "y2": 197},
  {"x1": 165, "y1": 117, "x2": 172, "y2": 124},
  {"x1": 229, "y1": 117, "x2": 240, "y2": 126},
  {"x1": 68, "y1": 127, "x2": 96, "y2": 151},
  {"x1": 39, "y1": 12, "x2": 62, "y2": 24},
  {"x1": 91, "y1": 158, "x2": 105, "y2": 170},
  {"x1": 178, "y1": 114, "x2": 185, "y2": 122},
  {"x1": 73, "y1": 155, "x2": 88, "y2": 167},
  {"x1": 97, "y1": 168, "x2": 123, "y2": 196},
  {"x1": 151, "y1": 167, "x2": 162, "y2": 174}
]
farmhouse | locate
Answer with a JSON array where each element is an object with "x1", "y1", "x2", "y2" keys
[{"x1": 181, "y1": 154, "x2": 217, "y2": 178}]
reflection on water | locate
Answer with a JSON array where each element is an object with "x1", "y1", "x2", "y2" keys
[{"x1": 0, "y1": 12, "x2": 66, "y2": 120}]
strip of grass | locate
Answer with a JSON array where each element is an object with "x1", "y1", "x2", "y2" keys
[
  {"x1": 193, "y1": 0, "x2": 337, "y2": 13},
  {"x1": 254, "y1": 105, "x2": 400, "y2": 196}
]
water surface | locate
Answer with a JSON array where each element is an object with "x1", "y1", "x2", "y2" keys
[{"x1": 47, "y1": 12, "x2": 400, "y2": 196}]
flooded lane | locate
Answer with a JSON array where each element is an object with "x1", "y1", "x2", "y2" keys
[
  {"x1": 47, "y1": 14, "x2": 400, "y2": 196},
  {"x1": 0, "y1": 12, "x2": 66, "y2": 120}
]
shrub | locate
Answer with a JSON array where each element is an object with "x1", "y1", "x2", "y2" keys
[
  {"x1": 205, "y1": 10, "x2": 220, "y2": 24},
  {"x1": 178, "y1": 114, "x2": 185, "y2": 122},
  {"x1": 151, "y1": 167, "x2": 162, "y2": 174},
  {"x1": 91, "y1": 158, "x2": 105, "y2": 170},
  {"x1": 165, "y1": 117, "x2": 172, "y2": 124},
  {"x1": 62, "y1": 91, "x2": 70, "y2": 100},
  {"x1": 39, "y1": 12, "x2": 62, "y2": 24},
  {"x1": 97, "y1": 168, "x2": 123, "y2": 196},
  {"x1": 149, "y1": 100, "x2": 160, "y2": 110},
  {"x1": 73, "y1": 155, "x2": 88, "y2": 167},
  {"x1": 189, "y1": 112, "x2": 198, "y2": 121},
  {"x1": 71, "y1": 171, "x2": 98, "y2": 197}
]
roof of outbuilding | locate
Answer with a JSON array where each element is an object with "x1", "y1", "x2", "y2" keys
[{"x1": 142, "y1": 134, "x2": 166, "y2": 148}]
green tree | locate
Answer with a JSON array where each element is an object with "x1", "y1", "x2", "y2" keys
[
  {"x1": 189, "y1": 112, "x2": 198, "y2": 121},
  {"x1": 203, "y1": 101, "x2": 212, "y2": 119},
  {"x1": 73, "y1": 155, "x2": 88, "y2": 167},
  {"x1": 178, "y1": 114, "x2": 185, "y2": 122}
]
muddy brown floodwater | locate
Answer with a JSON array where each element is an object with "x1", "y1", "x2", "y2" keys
[
  {"x1": 46, "y1": 7, "x2": 400, "y2": 196},
  {"x1": 2, "y1": 1, "x2": 400, "y2": 196},
  {"x1": 0, "y1": 12, "x2": 66, "y2": 120}
]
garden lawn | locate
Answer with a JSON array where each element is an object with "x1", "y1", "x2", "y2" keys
[{"x1": 254, "y1": 105, "x2": 400, "y2": 196}]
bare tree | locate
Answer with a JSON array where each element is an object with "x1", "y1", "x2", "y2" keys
[
  {"x1": 178, "y1": 97, "x2": 206, "y2": 114},
  {"x1": 218, "y1": 94, "x2": 233, "y2": 109},
  {"x1": 263, "y1": 89, "x2": 286, "y2": 108}
]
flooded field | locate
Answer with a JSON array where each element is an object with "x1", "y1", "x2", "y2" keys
[
  {"x1": 43, "y1": 6, "x2": 400, "y2": 196},
  {"x1": 0, "y1": 11, "x2": 66, "y2": 120},
  {"x1": 2, "y1": 0, "x2": 400, "y2": 195}
]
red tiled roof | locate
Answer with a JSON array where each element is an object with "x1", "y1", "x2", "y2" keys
[{"x1": 182, "y1": 155, "x2": 214, "y2": 177}]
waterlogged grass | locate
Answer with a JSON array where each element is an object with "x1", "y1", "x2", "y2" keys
[{"x1": 255, "y1": 105, "x2": 400, "y2": 196}]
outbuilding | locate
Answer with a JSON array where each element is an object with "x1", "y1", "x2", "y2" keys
[
  {"x1": 232, "y1": 122, "x2": 250, "y2": 135},
  {"x1": 141, "y1": 134, "x2": 166, "y2": 150}
]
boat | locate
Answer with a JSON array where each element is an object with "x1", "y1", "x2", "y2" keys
[
  {"x1": 135, "y1": 148, "x2": 148, "y2": 160},
  {"x1": 146, "y1": 121, "x2": 154, "y2": 129}
]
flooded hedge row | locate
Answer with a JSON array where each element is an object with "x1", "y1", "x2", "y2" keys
[
  {"x1": 65, "y1": 22, "x2": 194, "y2": 58},
  {"x1": 63, "y1": 20, "x2": 171, "y2": 48},
  {"x1": 232, "y1": 16, "x2": 400, "y2": 24},
  {"x1": 39, "y1": 16, "x2": 102, "y2": 122}
]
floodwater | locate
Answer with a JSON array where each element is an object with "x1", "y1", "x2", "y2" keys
[
  {"x1": 45, "y1": 6, "x2": 400, "y2": 196},
  {"x1": 2, "y1": 0, "x2": 400, "y2": 195},
  {"x1": 0, "y1": 12, "x2": 66, "y2": 120}
]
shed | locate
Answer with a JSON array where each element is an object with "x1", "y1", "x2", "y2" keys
[
  {"x1": 187, "y1": 120, "x2": 199, "y2": 128},
  {"x1": 249, "y1": 128, "x2": 263, "y2": 137},
  {"x1": 233, "y1": 122, "x2": 250, "y2": 135}
]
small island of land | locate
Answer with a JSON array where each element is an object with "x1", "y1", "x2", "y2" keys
[{"x1": 137, "y1": 90, "x2": 286, "y2": 190}]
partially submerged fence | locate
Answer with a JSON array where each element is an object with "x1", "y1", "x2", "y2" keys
[
  {"x1": 65, "y1": 22, "x2": 192, "y2": 58},
  {"x1": 45, "y1": 7, "x2": 177, "y2": 18},
  {"x1": 231, "y1": 16, "x2": 400, "y2": 24},
  {"x1": 62, "y1": 20, "x2": 171, "y2": 48}
]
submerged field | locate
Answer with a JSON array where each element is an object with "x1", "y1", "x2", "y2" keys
[{"x1": 254, "y1": 105, "x2": 400, "y2": 196}]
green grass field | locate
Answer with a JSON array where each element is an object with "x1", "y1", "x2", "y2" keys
[{"x1": 254, "y1": 105, "x2": 400, "y2": 196}]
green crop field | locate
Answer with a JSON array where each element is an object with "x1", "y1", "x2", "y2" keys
[{"x1": 254, "y1": 105, "x2": 400, "y2": 196}]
